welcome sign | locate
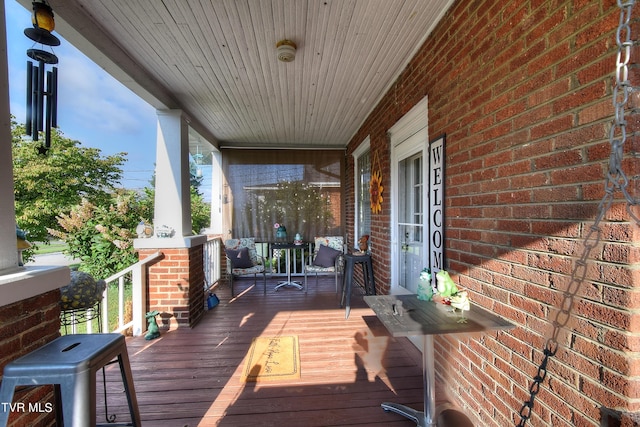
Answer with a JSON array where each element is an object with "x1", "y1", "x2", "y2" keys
[{"x1": 429, "y1": 135, "x2": 445, "y2": 276}]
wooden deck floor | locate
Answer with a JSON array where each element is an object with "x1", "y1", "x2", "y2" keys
[{"x1": 96, "y1": 277, "x2": 457, "y2": 426}]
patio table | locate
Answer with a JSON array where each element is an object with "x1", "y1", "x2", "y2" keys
[
  {"x1": 272, "y1": 242, "x2": 306, "y2": 291},
  {"x1": 364, "y1": 294, "x2": 514, "y2": 426}
]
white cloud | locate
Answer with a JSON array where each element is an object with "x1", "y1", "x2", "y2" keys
[{"x1": 57, "y1": 51, "x2": 154, "y2": 135}]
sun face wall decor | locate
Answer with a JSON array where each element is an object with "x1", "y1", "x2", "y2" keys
[{"x1": 370, "y1": 152, "x2": 384, "y2": 214}]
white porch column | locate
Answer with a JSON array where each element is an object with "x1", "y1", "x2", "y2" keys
[
  {"x1": 154, "y1": 110, "x2": 192, "y2": 237},
  {"x1": 209, "y1": 150, "x2": 223, "y2": 234},
  {"x1": 0, "y1": 0, "x2": 19, "y2": 271}
]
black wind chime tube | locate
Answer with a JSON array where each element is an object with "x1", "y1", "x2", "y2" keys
[
  {"x1": 49, "y1": 66, "x2": 57, "y2": 127},
  {"x1": 27, "y1": 60, "x2": 42, "y2": 140},
  {"x1": 44, "y1": 67, "x2": 57, "y2": 148},
  {"x1": 36, "y1": 60, "x2": 45, "y2": 135},
  {"x1": 26, "y1": 61, "x2": 32, "y2": 135},
  {"x1": 30, "y1": 61, "x2": 40, "y2": 140}
]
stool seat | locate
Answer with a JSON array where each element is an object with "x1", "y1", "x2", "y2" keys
[
  {"x1": 0, "y1": 334, "x2": 140, "y2": 427},
  {"x1": 340, "y1": 253, "x2": 376, "y2": 319}
]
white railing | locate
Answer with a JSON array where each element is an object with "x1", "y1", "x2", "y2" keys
[
  {"x1": 101, "y1": 251, "x2": 163, "y2": 336},
  {"x1": 203, "y1": 237, "x2": 222, "y2": 290}
]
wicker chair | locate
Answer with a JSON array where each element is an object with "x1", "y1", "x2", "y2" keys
[
  {"x1": 303, "y1": 236, "x2": 345, "y2": 293},
  {"x1": 225, "y1": 238, "x2": 267, "y2": 297}
]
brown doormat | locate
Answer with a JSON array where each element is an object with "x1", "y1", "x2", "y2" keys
[{"x1": 241, "y1": 335, "x2": 300, "y2": 382}]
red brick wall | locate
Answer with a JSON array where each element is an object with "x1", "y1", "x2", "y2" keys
[
  {"x1": 346, "y1": 1, "x2": 640, "y2": 426},
  {"x1": 0, "y1": 290, "x2": 60, "y2": 427},
  {"x1": 139, "y1": 246, "x2": 205, "y2": 329}
]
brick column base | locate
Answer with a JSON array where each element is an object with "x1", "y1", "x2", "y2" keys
[{"x1": 139, "y1": 245, "x2": 205, "y2": 329}]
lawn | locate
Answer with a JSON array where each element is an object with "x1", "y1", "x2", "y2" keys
[{"x1": 33, "y1": 240, "x2": 68, "y2": 255}]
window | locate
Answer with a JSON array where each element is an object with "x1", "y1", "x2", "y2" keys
[{"x1": 353, "y1": 138, "x2": 371, "y2": 249}]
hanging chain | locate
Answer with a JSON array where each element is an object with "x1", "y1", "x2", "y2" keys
[{"x1": 517, "y1": 1, "x2": 637, "y2": 425}]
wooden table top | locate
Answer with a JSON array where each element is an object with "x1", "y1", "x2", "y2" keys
[{"x1": 364, "y1": 294, "x2": 514, "y2": 338}]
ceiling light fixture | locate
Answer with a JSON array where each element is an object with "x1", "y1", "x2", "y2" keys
[{"x1": 276, "y1": 39, "x2": 296, "y2": 62}]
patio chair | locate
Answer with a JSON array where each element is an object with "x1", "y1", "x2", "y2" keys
[
  {"x1": 303, "y1": 236, "x2": 345, "y2": 293},
  {"x1": 225, "y1": 238, "x2": 267, "y2": 297}
]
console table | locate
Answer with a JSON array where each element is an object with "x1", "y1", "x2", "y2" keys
[{"x1": 364, "y1": 294, "x2": 514, "y2": 426}]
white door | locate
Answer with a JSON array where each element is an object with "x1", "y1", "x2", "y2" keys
[{"x1": 389, "y1": 96, "x2": 429, "y2": 294}]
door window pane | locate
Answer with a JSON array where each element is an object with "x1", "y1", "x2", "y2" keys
[
  {"x1": 356, "y1": 150, "x2": 371, "y2": 240},
  {"x1": 398, "y1": 152, "x2": 424, "y2": 292}
]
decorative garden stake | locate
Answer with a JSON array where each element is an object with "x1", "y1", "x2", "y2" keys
[{"x1": 144, "y1": 310, "x2": 161, "y2": 340}]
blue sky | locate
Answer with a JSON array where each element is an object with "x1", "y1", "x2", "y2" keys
[{"x1": 5, "y1": 0, "x2": 158, "y2": 190}]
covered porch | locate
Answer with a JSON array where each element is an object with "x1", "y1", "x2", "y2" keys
[
  {"x1": 1, "y1": 1, "x2": 640, "y2": 426},
  {"x1": 94, "y1": 277, "x2": 443, "y2": 427}
]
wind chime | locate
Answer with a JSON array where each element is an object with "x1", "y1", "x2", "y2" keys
[{"x1": 24, "y1": 0, "x2": 59, "y2": 155}]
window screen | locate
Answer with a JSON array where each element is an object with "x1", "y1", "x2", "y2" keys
[{"x1": 222, "y1": 149, "x2": 343, "y2": 241}]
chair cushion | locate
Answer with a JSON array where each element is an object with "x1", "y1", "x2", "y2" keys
[
  {"x1": 226, "y1": 247, "x2": 253, "y2": 268},
  {"x1": 225, "y1": 238, "x2": 259, "y2": 263},
  {"x1": 232, "y1": 264, "x2": 265, "y2": 275},
  {"x1": 314, "y1": 236, "x2": 343, "y2": 252},
  {"x1": 306, "y1": 265, "x2": 335, "y2": 273},
  {"x1": 313, "y1": 244, "x2": 341, "y2": 268}
]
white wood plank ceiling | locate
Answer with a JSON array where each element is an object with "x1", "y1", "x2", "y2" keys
[{"x1": 21, "y1": 0, "x2": 454, "y2": 149}]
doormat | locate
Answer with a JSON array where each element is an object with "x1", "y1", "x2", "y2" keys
[{"x1": 241, "y1": 335, "x2": 300, "y2": 382}]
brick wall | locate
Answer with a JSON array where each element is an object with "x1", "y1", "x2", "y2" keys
[
  {"x1": 139, "y1": 246, "x2": 205, "y2": 329},
  {"x1": 0, "y1": 290, "x2": 60, "y2": 427},
  {"x1": 346, "y1": 1, "x2": 640, "y2": 426}
]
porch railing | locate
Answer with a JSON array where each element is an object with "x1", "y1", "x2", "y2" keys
[
  {"x1": 203, "y1": 237, "x2": 222, "y2": 290},
  {"x1": 101, "y1": 250, "x2": 163, "y2": 336},
  {"x1": 59, "y1": 251, "x2": 163, "y2": 336}
]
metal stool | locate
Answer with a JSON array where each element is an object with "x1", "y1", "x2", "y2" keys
[
  {"x1": 0, "y1": 334, "x2": 140, "y2": 427},
  {"x1": 340, "y1": 253, "x2": 376, "y2": 319}
]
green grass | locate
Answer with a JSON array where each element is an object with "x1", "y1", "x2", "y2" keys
[{"x1": 33, "y1": 240, "x2": 68, "y2": 255}]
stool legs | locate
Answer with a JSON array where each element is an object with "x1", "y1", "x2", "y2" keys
[
  {"x1": 116, "y1": 352, "x2": 141, "y2": 426},
  {"x1": 62, "y1": 370, "x2": 93, "y2": 426},
  {"x1": 0, "y1": 377, "x2": 18, "y2": 426},
  {"x1": 365, "y1": 259, "x2": 376, "y2": 295},
  {"x1": 340, "y1": 259, "x2": 356, "y2": 319},
  {"x1": 340, "y1": 256, "x2": 376, "y2": 319}
]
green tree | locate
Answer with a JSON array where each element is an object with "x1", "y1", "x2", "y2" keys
[
  {"x1": 139, "y1": 187, "x2": 211, "y2": 234},
  {"x1": 190, "y1": 186, "x2": 211, "y2": 234},
  {"x1": 48, "y1": 191, "x2": 145, "y2": 279},
  {"x1": 12, "y1": 119, "x2": 126, "y2": 248}
]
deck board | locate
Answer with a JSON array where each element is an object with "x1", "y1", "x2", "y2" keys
[{"x1": 95, "y1": 277, "x2": 456, "y2": 426}]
